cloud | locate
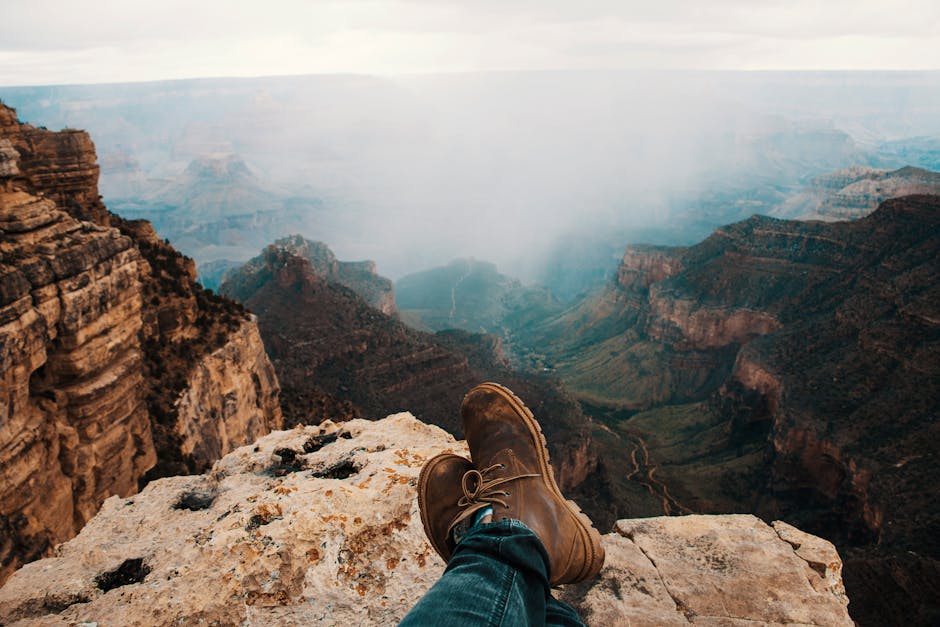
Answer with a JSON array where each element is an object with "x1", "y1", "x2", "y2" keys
[{"x1": 0, "y1": 0, "x2": 938, "y2": 85}]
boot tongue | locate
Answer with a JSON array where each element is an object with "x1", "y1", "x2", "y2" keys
[{"x1": 490, "y1": 448, "x2": 538, "y2": 478}]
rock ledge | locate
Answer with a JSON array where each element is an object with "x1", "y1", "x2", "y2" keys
[{"x1": 0, "y1": 414, "x2": 852, "y2": 626}]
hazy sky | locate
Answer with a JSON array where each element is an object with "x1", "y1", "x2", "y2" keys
[{"x1": 2, "y1": 0, "x2": 939, "y2": 85}]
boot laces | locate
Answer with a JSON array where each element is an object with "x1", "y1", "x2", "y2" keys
[{"x1": 449, "y1": 463, "x2": 539, "y2": 532}]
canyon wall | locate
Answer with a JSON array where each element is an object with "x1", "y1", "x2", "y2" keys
[
  {"x1": 0, "y1": 101, "x2": 283, "y2": 583},
  {"x1": 526, "y1": 196, "x2": 940, "y2": 625}
]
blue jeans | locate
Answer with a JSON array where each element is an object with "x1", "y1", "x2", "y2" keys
[{"x1": 400, "y1": 519, "x2": 585, "y2": 626}]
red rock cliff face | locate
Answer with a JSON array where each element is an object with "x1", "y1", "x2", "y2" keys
[
  {"x1": 0, "y1": 105, "x2": 105, "y2": 223},
  {"x1": 0, "y1": 101, "x2": 282, "y2": 584}
]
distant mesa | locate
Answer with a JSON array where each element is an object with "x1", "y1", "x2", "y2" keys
[
  {"x1": 107, "y1": 152, "x2": 323, "y2": 273},
  {"x1": 227, "y1": 234, "x2": 396, "y2": 315},
  {"x1": 776, "y1": 164, "x2": 940, "y2": 221},
  {"x1": 183, "y1": 152, "x2": 255, "y2": 182}
]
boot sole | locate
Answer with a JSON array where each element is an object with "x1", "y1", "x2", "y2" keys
[{"x1": 469, "y1": 382, "x2": 605, "y2": 584}]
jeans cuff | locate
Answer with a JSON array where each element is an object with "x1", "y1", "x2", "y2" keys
[{"x1": 462, "y1": 518, "x2": 533, "y2": 543}]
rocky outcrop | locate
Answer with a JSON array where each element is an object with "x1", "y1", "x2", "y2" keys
[
  {"x1": 0, "y1": 100, "x2": 284, "y2": 583},
  {"x1": 0, "y1": 190, "x2": 156, "y2": 584},
  {"x1": 241, "y1": 235, "x2": 396, "y2": 314},
  {"x1": 616, "y1": 245, "x2": 684, "y2": 292},
  {"x1": 0, "y1": 414, "x2": 852, "y2": 626},
  {"x1": 646, "y1": 288, "x2": 781, "y2": 349},
  {"x1": 0, "y1": 104, "x2": 105, "y2": 224}
]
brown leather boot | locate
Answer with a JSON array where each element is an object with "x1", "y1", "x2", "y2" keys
[
  {"x1": 460, "y1": 382, "x2": 605, "y2": 584},
  {"x1": 417, "y1": 453, "x2": 474, "y2": 562}
]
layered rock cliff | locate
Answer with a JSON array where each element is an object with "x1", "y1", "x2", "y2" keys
[
  {"x1": 0, "y1": 101, "x2": 282, "y2": 583},
  {"x1": 174, "y1": 318, "x2": 281, "y2": 471},
  {"x1": 0, "y1": 414, "x2": 853, "y2": 626},
  {"x1": 0, "y1": 190, "x2": 155, "y2": 585}
]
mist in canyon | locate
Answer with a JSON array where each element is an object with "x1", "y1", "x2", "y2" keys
[{"x1": 3, "y1": 71, "x2": 940, "y2": 297}]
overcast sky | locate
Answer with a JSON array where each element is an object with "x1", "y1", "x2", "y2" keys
[{"x1": 2, "y1": 0, "x2": 939, "y2": 85}]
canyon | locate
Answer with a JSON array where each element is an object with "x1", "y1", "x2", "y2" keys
[
  {"x1": 2, "y1": 93, "x2": 938, "y2": 625},
  {"x1": 518, "y1": 196, "x2": 940, "y2": 626},
  {"x1": 0, "y1": 101, "x2": 282, "y2": 584}
]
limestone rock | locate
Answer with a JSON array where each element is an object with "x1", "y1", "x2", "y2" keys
[
  {"x1": 0, "y1": 139, "x2": 19, "y2": 179},
  {"x1": 563, "y1": 515, "x2": 851, "y2": 626},
  {"x1": 0, "y1": 414, "x2": 852, "y2": 626}
]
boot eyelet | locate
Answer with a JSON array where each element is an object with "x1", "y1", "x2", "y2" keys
[
  {"x1": 504, "y1": 491, "x2": 510, "y2": 497},
  {"x1": 499, "y1": 464, "x2": 506, "y2": 469}
]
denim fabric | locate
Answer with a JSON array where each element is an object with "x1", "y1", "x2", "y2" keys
[{"x1": 399, "y1": 519, "x2": 585, "y2": 627}]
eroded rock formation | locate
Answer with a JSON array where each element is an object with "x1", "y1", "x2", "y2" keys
[
  {"x1": 174, "y1": 318, "x2": 282, "y2": 470},
  {"x1": 0, "y1": 100, "x2": 283, "y2": 584},
  {"x1": 237, "y1": 235, "x2": 396, "y2": 315},
  {"x1": 0, "y1": 414, "x2": 853, "y2": 626}
]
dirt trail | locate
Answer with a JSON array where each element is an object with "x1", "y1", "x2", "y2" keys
[{"x1": 625, "y1": 433, "x2": 693, "y2": 516}]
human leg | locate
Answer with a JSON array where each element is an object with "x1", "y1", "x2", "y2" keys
[{"x1": 399, "y1": 519, "x2": 553, "y2": 626}]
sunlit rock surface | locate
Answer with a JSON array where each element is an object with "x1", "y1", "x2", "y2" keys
[{"x1": 0, "y1": 413, "x2": 851, "y2": 626}]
